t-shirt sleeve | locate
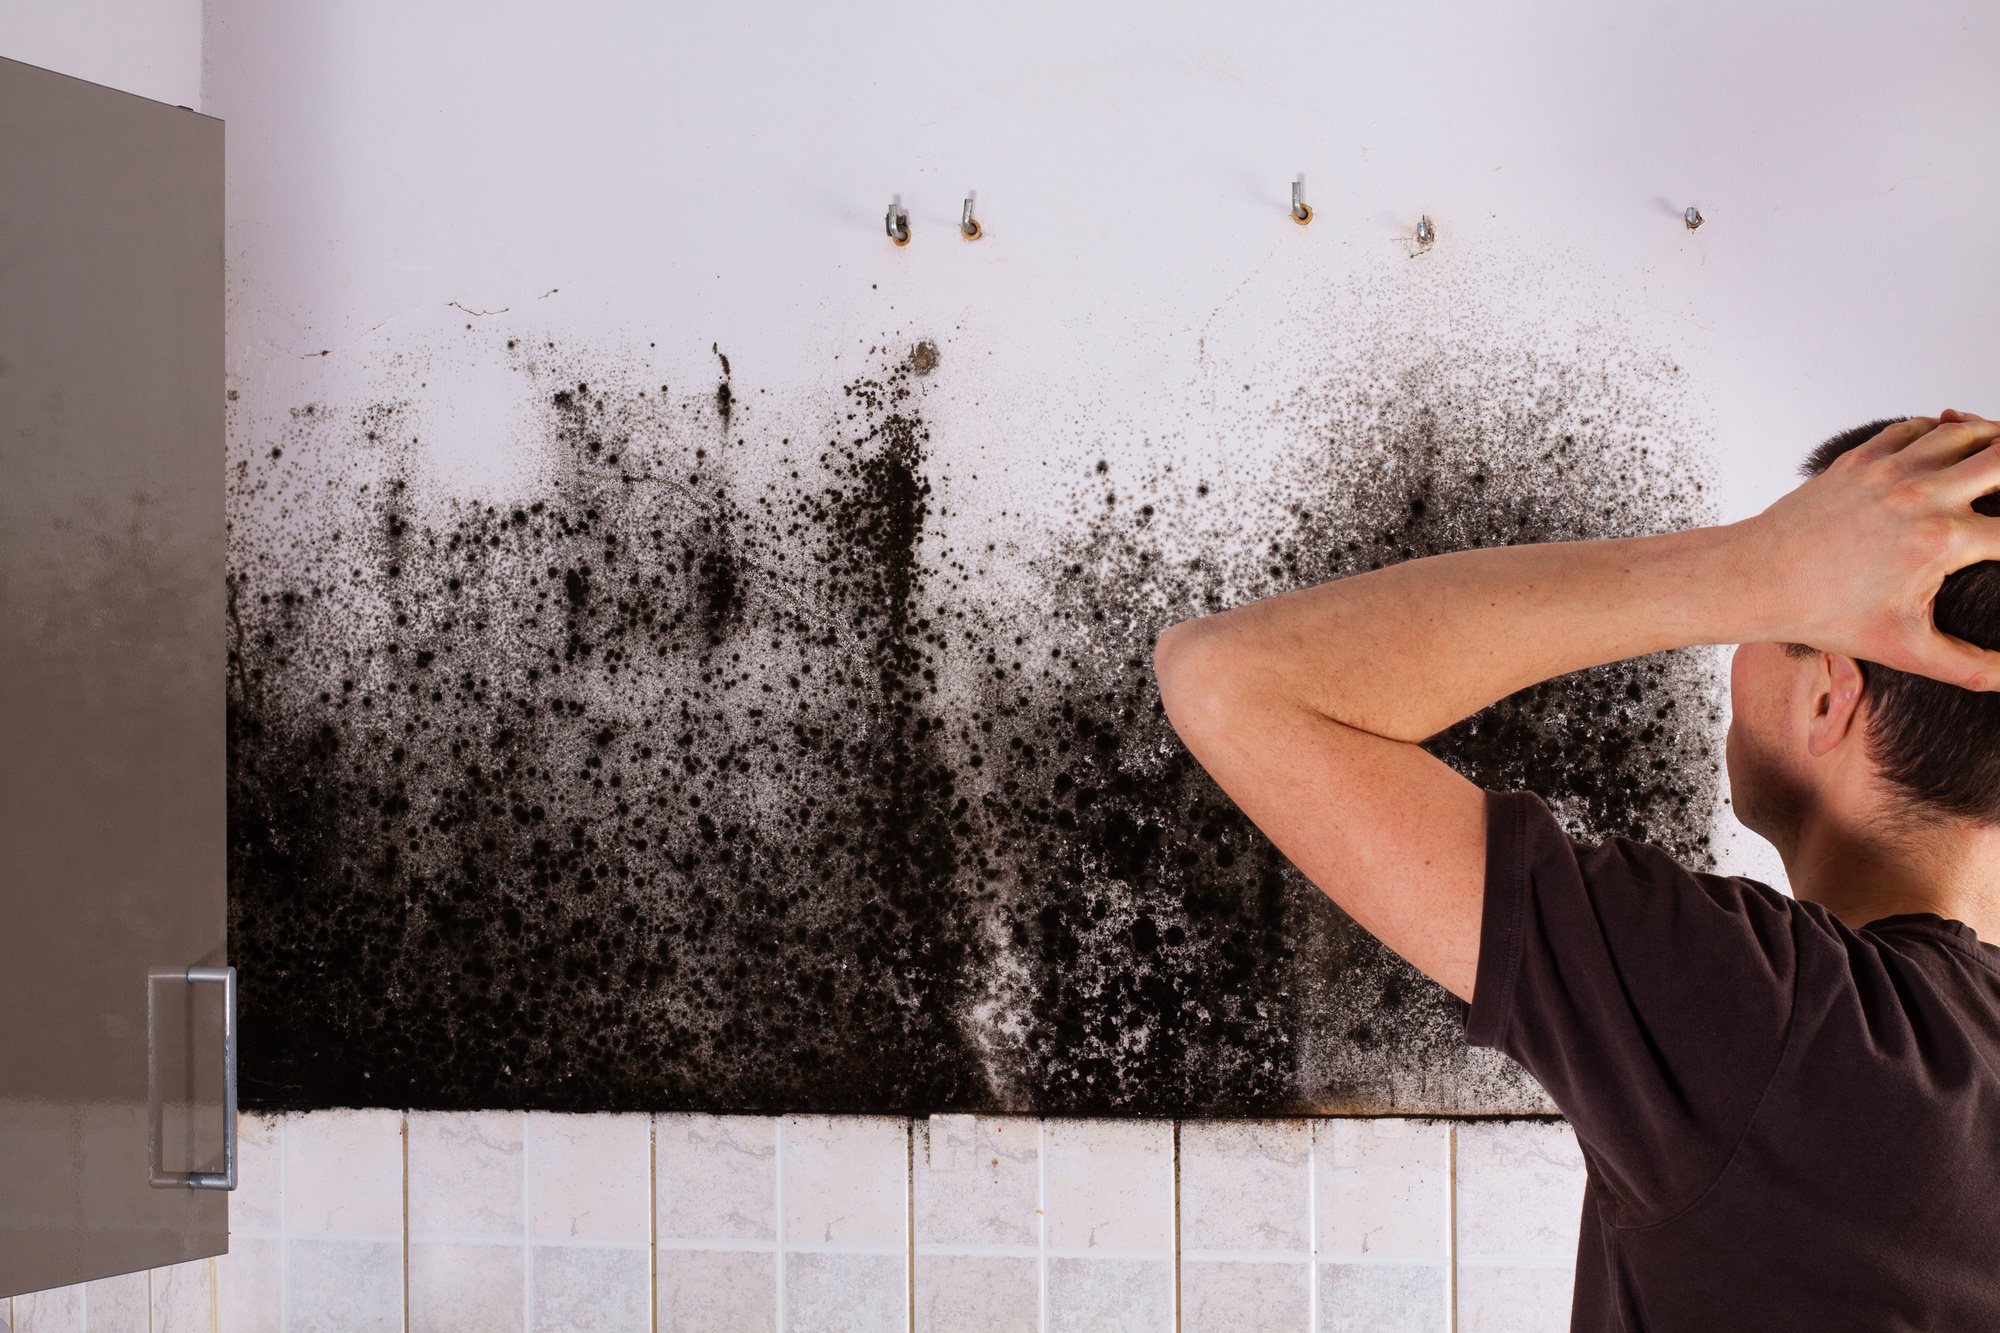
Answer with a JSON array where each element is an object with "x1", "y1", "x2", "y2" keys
[{"x1": 1466, "y1": 789, "x2": 1803, "y2": 1225}]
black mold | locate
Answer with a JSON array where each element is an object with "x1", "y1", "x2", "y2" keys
[{"x1": 227, "y1": 331, "x2": 1722, "y2": 1115}]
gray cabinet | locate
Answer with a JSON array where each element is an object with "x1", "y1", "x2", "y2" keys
[{"x1": 0, "y1": 57, "x2": 228, "y2": 1297}]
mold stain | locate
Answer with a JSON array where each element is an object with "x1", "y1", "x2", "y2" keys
[{"x1": 227, "y1": 328, "x2": 1723, "y2": 1115}]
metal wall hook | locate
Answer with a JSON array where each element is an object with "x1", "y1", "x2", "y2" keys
[
  {"x1": 886, "y1": 196, "x2": 910, "y2": 246},
  {"x1": 961, "y1": 192, "x2": 982, "y2": 240},
  {"x1": 1684, "y1": 205, "x2": 1704, "y2": 231},
  {"x1": 1416, "y1": 215, "x2": 1435, "y2": 246},
  {"x1": 1291, "y1": 175, "x2": 1312, "y2": 225}
]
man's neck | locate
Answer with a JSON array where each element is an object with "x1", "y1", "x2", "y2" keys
[{"x1": 1785, "y1": 812, "x2": 2000, "y2": 943}]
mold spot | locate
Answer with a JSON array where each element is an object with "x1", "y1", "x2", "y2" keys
[{"x1": 228, "y1": 312, "x2": 1721, "y2": 1116}]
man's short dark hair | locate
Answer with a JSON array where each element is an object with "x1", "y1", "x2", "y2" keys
[{"x1": 1789, "y1": 418, "x2": 2000, "y2": 825}]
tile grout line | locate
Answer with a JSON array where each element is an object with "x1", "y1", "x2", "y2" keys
[
  {"x1": 524, "y1": 1112, "x2": 535, "y2": 1333},
  {"x1": 1447, "y1": 1123, "x2": 1459, "y2": 1333},
  {"x1": 210, "y1": 1254, "x2": 219, "y2": 1333},
  {"x1": 905, "y1": 1119, "x2": 915, "y2": 1333},
  {"x1": 1307, "y1": 1119, "x2": 1319, "y2": 1333},
  {"x1": 148, "y1": 1263, "x2": 153, "y2": 1333},
  {"x1": 914, "y1": 1243, "x2": 1175, "y2": 1261},
  {"x1": 401, "y1": 1234, "x2": 651, "y2": 1251},
  {"x1": 233, "y1": 1229, "x2": 404, "y2": 1244},
  {"x1": 1036, "y1": 1119, "x2": 1047, "y2": 1333},
  {"x1": 650, "y1": 1117, "x2": 659, "y2": 1333},
  {"x1": 1171, "y1": 1120, "x2": 1182, "y2": 1333},
  {"x1": 279, "y1": 1114, "x2": 290, "y2": 1333},
  {"x1": 402, "y1": 1113, "x2": 410, "y2": 1333},
  {"x1": 774, "y1": 1115, "x2": 786, "y2": 1333}
]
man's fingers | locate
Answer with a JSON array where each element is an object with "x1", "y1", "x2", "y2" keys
[
  {"x1": 1940, "y1": 436, "x2": 2000, "y2": 503},
  {"x1": 1844, "y1": 417, "x2": 1936, "y2": 465},
  {"x1": 1911, "y1": 632, "x2": 2000, "y2": 694},
  {"x1": 1964, "y1": 513, "x2": 2000, "y2": 565},
  {"x1": 1904, "y1": 419, "x2": 2000, "y2": 469}
]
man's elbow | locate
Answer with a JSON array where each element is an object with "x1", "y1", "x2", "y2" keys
[
  {"x1": 1152, "y1": 617, "x2": 1203, "y2": 699},
  {"x1": 1153, "y1": 616, "x2": 1199, "y2": 680},
  {"x1": 1154, "y1": 616, "x2": 1237, "y2": 734}
]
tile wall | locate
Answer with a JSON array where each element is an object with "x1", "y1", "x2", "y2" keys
[{"x1": 4, "y1": 1113, "x2": 1585, "y2": 1333}]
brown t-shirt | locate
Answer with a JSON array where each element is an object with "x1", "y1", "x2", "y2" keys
[{"x1": 1467, "y1": 790, "x2": 2000, "y2": 1331}]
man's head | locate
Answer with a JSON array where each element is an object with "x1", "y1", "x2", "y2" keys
[{"x1": 1727, "y1": 417, "x2": 2000, "y2": 857}]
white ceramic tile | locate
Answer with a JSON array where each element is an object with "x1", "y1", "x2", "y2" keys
[
  {"x1": 655, "y1": 1114, "x2": 776, "y2": 1242},
  {"x1": 409, "y1": 1242, "x2": 524, "y2": 1333},
  {"x1": 528, "y1": 1112, "x2": 649, "y2": 1242},
  {"x1": 913, "y1": 1115, "x2": 1038, "y2": 1248},
  {"x1": 1453, "y1": 1122, "x2": 1586, "y2": 1262},
  {"x1": 1180, "y1": 1260, "x2": 1308, "y2": 1332},
  {"x1": 286, "y1": 1238, "x2": 402, "y2": 1332},
  {"x1": 530, "y1": 1247, "x2": 649, "y2": 1333},
  {"x1": 780, "y1": 1115, "x2": 907, "y2": 1249},
  {"x1": 12, "y1": 1282, "x2": 82, "y2": 1333},
  {"x1": 232, "y1": 1113, "x2": 284, "y2": 1233},
  {"x1": 913, "y1": 1255, "x2": 1037, "y2": 1333},
  {"x1": 409, "y1": 1110, "x2": 525, "y2": 1237},
  {"x1": 151, "y1": 1259, "x2": 214, "y2": 1333},
  {"x1": 1179, "y1": 1120, "x2": 1310, "y2": 1253},
  {"x1": 1318, "y1": 1263, "x2": 1449, "y2": 1333},
  {"x1": 1042, "y1": 1119, "x2": 1173, "y2": 1253},
  {"x1": 214, "y1": 1236, "x2": 281, "y2": 1333},
  {"x1": 1045, "y1": 1257, "x2": 1172, "y2": 1333},
  {"x1": 1456, "y1": 1266, "x2": 1576, "y2": 1333},
  {"x1": 80, "y1": 1271, "x2": 148, "y2": 1332},
  {"x1": 1316, "y1": 1119, "x2": 1450, "y2": 1261},
  {"x1": 285, "y1": 1108, "x2": 404, "y2": 1236},
  {"x1": 657, "y1": 1249, "x2": 776, "y2": 1333},
  {"x1": 783, "y1": 1252, "x2": 906, "y2": 1333}
]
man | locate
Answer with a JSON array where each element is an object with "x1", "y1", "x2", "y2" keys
[{"x1": 1155, "y1": 412, "x2": 2000, "y2": 1329}]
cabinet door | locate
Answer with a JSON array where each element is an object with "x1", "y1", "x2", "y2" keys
[{"x1": 0, "y1": 57, "x2": 228, "y2": 1297}]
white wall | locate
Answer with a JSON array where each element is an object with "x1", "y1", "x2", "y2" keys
[
  {"x1": 200, "y1": 0, "x2": 2000, "y2": 497},
  {"x1": 0, "y1": 0, "x2": 200, "y2": 107},
  {"x1": 202, "y1": 0, "x2": 2000, "y2": 891}
]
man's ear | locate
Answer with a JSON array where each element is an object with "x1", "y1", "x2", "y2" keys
[{"x1": 1805, "y1": 652, "x2": 1868, "y2": 758}]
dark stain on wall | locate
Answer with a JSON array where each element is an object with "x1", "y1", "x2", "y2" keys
[{"x1": 226, "y1": 329, "x2": 1723, "y2": 1114}]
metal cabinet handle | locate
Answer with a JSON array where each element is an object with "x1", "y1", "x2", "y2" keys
[{"x1": 181, "y1": 965, "x2": 237, "y2": 1190}]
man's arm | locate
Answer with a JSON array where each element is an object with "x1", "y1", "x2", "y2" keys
[{"x1": 1153, "y1": 415, "x2": 2000, "y2": 1001}]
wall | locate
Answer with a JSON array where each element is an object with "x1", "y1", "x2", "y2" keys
[
  {"x1": 0, "y1": 0, "x2": 200, "y2": 106},
  {"x1": 6, "y1": 1109, "x2": 1589, "y2": 1333},
  {"x1": 201, "y1": 0, "x2": 2000, "y2": 1117}
]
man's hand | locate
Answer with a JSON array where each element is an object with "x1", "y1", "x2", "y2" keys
[
  {"x1": 1154, "y1": 410, "x2": 2000, "y2": 1001},
  {"x1": 1750, "y1": 414, "x2": 2000, "y2": 690}
]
